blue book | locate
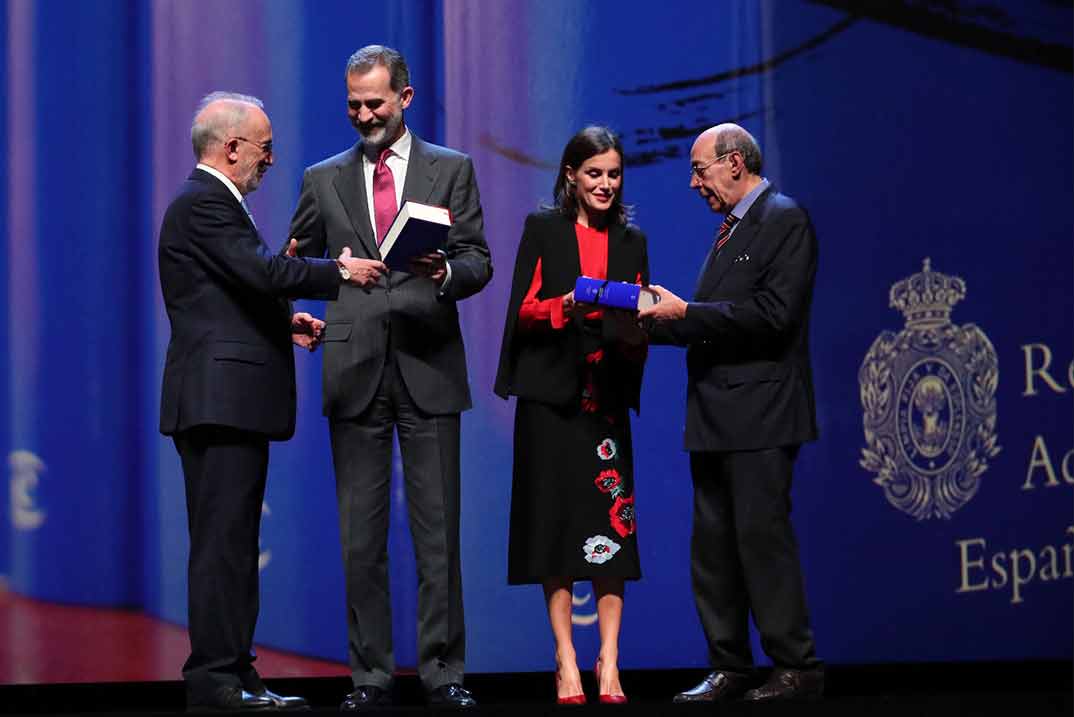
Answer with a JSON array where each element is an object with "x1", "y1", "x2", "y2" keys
[
  {"x1": 574, "y1": 276, "x2": 659, "y2": 311},
  {"x1": 380, "y1": 201, "x2": 452, "y2": 272}
]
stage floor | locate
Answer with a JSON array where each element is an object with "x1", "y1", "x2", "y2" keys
[
  {"x1": 0, "y1": 584, "x2": 347, "y2": 684},
  {"x1": 1, "y1": 586, "x2": 1070, "y2": 715}
]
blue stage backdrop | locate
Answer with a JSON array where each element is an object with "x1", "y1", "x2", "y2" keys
[{"x1": 2, "y1": 0, "x2": 1070, "y2": 676}]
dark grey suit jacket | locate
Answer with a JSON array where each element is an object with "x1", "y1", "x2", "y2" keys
[
  {"x1": 650, "y1": 185, "x2": 819, "y2": 452},
  {"x1": 288, "y1": 134, "x2": 492, "y2": 419}
]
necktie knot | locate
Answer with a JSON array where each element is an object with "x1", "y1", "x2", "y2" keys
[{"x1": 376, "y1": 148, "x2": 393, "y2": 169}]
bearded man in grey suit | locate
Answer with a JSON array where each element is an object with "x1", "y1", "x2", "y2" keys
[{"x1": 287, "y1": 45, "x2": 491, "y2": 710}]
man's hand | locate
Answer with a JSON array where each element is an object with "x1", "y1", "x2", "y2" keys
[
  {"x1": 338, "y1": 246, "x2": 387, "y2": 288},
  {"x1": 285, "y1": 238, "x2": 299, "y2": 257},
  {"x1": 409, "y1": 250, "x2": 447, "y2": 283},
  {"x1": 291, "y1": 311, "x2": 325, "y2": 352},
  {"x1": 637, "y1": 285, "x2": 688, "y2": 322}
]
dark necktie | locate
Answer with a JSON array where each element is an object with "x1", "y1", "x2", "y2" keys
[
  {"x1": 715, "y1": 213, "x2": 739, "y2": 253},
  {"x1": 372, "y1": 148, "x2": 397, "y2": 245}
]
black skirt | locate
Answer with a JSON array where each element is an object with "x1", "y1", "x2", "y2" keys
[{"x1": 507, "y1": 351, "x2": 641, "y2": 584}]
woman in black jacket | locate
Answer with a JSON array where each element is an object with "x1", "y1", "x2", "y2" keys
[{"x1": 494, "y1": 126, "x2": 649, "y2": 704}]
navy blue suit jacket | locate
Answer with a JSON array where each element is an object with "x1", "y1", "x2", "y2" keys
[
  {"x1": 651, "y1": 185, "x2": 819, "y2": 451},
  {"x1": 158, "y1": 168, "x2": 341, "y2": 439}
]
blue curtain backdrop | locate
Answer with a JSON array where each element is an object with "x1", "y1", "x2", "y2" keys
[{"x1": 2, "y1": 0, "x2": 1071, "y2": 676}]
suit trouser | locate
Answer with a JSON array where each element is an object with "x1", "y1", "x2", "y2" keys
[
  {"x1": 174, "y1": 425, "x2": 269, "y2": 702},
  {"x1": 689, "y1": 446, "x2": 820, "y2": 672},
  {"x1": 329, "y1": 354, "x2": 465, "y2": 690}
]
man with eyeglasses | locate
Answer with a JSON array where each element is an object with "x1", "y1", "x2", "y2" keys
[
  {"x1": 639, "y1": 123, "x2": 823, "y2": 703},
  {"x1": 286, "y1": 45, "x2": 491, "y2": 710},
  {"x1": 159, "y1": 91, "x2": 372, "y2": 712}
]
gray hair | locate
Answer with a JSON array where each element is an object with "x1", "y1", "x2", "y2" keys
[
  {"x1": 345, "y1": 45, "x2": 410, "y2": 92},
  {"x1": 190, "y1": 91, "x2": 264, "y2": 159},
  {"x1": 713, "y1": 124, "x2": 763, "y2": 175}
]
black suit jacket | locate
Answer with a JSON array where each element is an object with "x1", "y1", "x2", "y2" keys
[
  {"x1": 288, "y1": 134, "x2": 492, "y2": 419},
  {"x1": 158, "y1": 168, "x2": 342, "y2": 440},
  {"x1": 651, "y1": 185, "x2": 819, "y2": 451},
  {"x1": 494, "y1": 210, "x2": 649, "y2": 410}
]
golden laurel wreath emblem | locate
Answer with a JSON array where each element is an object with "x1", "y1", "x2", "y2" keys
[{"x1": 859, "y1": 259, "x2": 1001, "y2": 519}]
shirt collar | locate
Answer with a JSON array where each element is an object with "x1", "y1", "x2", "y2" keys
[
  {"x1": 195, "y1": 163, "x2": 244, "y2": 203},
  {"x1": 729, "y1": 177, "x2": 770, "y2": 222}
]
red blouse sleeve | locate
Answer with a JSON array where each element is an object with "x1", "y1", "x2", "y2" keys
[{"x1": 518, "y1": 257, "x2": 567, "y2": 330}]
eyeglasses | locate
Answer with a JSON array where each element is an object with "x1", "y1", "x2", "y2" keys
[
  {"x1": 230, "y1": 136, "x2": 274, "y2": 156},
  {"x1": 690, "y1": 152, "x2": 733, "y2": 179}
]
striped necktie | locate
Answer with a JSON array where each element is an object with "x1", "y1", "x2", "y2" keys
[{"x1": 715, "y1": 213, "x2": 738, "y2": 253}]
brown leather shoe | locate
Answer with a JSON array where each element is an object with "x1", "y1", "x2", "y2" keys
[
  {"x1": 743, "y1": 668, "x2": 824, "y2": 702},
  {"x1": 672, "y1": 671, "x2": 752, "y2": 703}
]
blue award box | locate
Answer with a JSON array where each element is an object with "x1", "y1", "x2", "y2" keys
[{"x1": 574, "y1": 276, "x2": 659, "y2": 311}]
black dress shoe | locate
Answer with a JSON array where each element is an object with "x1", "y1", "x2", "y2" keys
[
  {"x1": 426, "y1": 683, "x2": 477, "y2": 708},
  {"x1": 340, "y1": 685, "x2": 392, "y2": 711},
  {"x1": 188, "y1": 687, "x2": 275, "y2": 712},
  {"x1": 743, "y1": 668, "x2": 824, "y2": 702},
  {"x1": 672, "y1": 671, "x2": 752, "y2": 703},
  {"x1": 251, "y1": 688, "x2": 309, "y2": 710}
]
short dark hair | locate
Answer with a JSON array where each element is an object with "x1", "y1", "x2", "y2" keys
[
  {"x1": 551, "y1": 126, "x2": 631, "y2": 225},
  {"x1": 345, "y1": 44, "x2": 410, "y2": 92}
]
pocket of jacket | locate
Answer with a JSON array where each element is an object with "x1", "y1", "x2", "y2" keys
[
  {"x1": 212, "y1": 341, "x2": 267, "y2": 365},
  {"x1": 323, "y1": 322, "x2": 352, "y2": 342}
]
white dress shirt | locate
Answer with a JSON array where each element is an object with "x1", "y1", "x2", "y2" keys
[{"x1": 363, "y1": 129, "x2": 451, "y2": 289}]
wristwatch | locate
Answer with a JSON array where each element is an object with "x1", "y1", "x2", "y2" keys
[{"x1": 336, "y1": 259, "x2": 351, "y2": 281}]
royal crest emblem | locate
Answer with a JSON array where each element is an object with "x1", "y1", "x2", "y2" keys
[{"x1": 859, "y1": 259, "x2": 1001, "y2": 519}]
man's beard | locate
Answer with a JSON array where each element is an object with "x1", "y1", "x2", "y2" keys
[
  {"x1": 358, "y1": 111, "x2": 403, "y2": 153},
  {"x1": 243, "y1": 164, "x2": 266, "y2": 194}
]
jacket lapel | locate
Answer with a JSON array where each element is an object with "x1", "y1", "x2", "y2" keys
[
  {"x1": 192, "y1": 168, "x2": 260, "y2": 236},
  {"x1": 332, "y1": 145, "x2": 379, "y2": 259},
  {"x1": 696, "y1": 186, "x2": 773, "y2": 297},
  {"x1": 402, "y1": 136, "x2": 440, "y2": 207}
]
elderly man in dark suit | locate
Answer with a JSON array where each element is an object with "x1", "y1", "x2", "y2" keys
[
  {"x1": 287, "y1": 45, "x2": 491, "y2": 710},
  {"x1": 159, "y1": 91, "x2": 370, "y2": 712},
  {"x1": 640, "y1": 123, "x2": 823, "y2": 703}
]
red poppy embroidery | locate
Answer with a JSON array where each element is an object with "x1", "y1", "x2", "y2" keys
[
  {"x1": 609, "y1": 496, "x2": 635, "y2": 538},
  {"x1": 594, "y1": 469, "x2": 622, "y2": 494},
  {"x1": 596, "y1": 438, "x2": 617, "y2": 460},
  {"x1": 585, "y1": 349, "x2": 604, "y2": 364}
]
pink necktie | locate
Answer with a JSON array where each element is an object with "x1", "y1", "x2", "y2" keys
[{"x1": 372, "y1": 148, "x2": 397, "y2": 245}]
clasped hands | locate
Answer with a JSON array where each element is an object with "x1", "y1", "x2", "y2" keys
[
  {"x1": 285, "y1": 239, "x2": 448, "y2": 352},
  {"x1": 286, "y1": 239, "x2": 446, "y2": 287}
]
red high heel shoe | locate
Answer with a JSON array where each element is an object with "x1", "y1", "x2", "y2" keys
[
  {"x1": 555, "y1": 668, "x2": 586, "y2": 705},
  {"x1": 595, "y1": 657, "x2": 628, "y2": 704}
]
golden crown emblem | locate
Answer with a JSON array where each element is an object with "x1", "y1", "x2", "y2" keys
[{"x1": 888, "y1": 258, "x2": 966, "y2": 327}]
